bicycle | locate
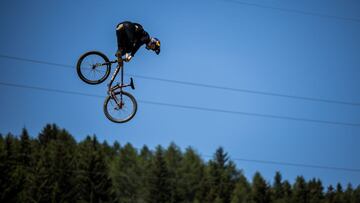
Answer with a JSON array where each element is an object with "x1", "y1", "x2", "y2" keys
[{"x1": 76, "y1": 51, "x2": 137, "y2": 123}]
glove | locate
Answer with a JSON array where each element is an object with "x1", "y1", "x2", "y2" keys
[
  {"x1": 115, "y1": 50, "x2": 122, "y2": 58},
  {"x1": 125, "y1": 53, "x2": 132, "y2": 62}
]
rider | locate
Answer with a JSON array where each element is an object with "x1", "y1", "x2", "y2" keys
[{"x1": 116, "y1": 21, "x2": 161, "y2": 63}]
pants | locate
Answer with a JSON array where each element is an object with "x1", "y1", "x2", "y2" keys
[{"x1": 116, "y1": 21, "x2": 136, "y2": 56}]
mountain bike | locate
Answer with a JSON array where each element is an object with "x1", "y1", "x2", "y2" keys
[{"x1": 76, "y1": 51, "x2": 137, "y2": 123}]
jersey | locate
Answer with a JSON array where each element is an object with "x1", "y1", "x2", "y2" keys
[{"x1": 116, "y1": 21, "x2": 150, "y2": 57}]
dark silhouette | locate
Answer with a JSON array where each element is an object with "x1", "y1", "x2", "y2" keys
[{"x1": 0, "y1": 124, "x2": 359, "y2": 203}]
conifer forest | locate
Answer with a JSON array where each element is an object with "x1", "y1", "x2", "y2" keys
[{"x1": 1, "y1": 124, "x2": 359, "y2": 203}]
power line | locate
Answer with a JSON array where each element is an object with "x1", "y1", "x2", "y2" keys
[
  {"x1": 139, "y1": 100, "x2": 360, "y2": 127},
  {"x1": 203, "y1": 155, "x2": 360, "y2": 173},
  {"x1": 0, "y1": 54, "x2": 73, "y2": 69},
  {"x1": 0, "y1": 81, "x2": 360, "y2": 127},
  {"x1": 0, "y1": 81, "x2": 104, "y2": 98},
  {"x1": 1, "y1": 54, "x2": 360, "y2": 106},
  {"x1": 127, "y1": 74, "x2": 360, "y2": 106},
  {"x1": 222, "y1": 0, "x2": 360, "y2": 23}
]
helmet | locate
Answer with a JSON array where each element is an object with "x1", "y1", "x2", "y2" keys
[{"x1": 147, "y1": 37, "x2": 161, "y2": 55}]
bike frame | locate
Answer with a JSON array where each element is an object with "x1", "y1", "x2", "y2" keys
[{"x1": 104, "y1": 59, "x2": 133, "y2": 108}]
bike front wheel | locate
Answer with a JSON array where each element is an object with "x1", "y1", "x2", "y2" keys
[
  {"x1": 76, "y1": 51, "x2": 111, "y2": 85},
  {"x1": 104, "y1": 91, "x2": 137, "y2": 123}
]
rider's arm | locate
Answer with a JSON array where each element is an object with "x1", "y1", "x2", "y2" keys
[
  {"x1": 130, "y1": 42, "x2": 142, "y2": 57},
  {"x1": 130, "y1": 29, "x2": 150, "y2": 57}
]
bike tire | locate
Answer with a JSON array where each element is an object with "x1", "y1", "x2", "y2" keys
[
  {"x1": 76, "y1": 51, "x2": 111, "y2": 85},
  {"x1": 103, "y1": 91, "x2": 138, "y2": 123}
]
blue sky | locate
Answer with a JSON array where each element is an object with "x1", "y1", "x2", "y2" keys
[{"x1": 1, "y1": 0, "x2": 360, "y2": 187}]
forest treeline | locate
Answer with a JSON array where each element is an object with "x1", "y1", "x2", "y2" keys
[{"x1": 0, "y1": 124, "x2": 359, "y2": 203}]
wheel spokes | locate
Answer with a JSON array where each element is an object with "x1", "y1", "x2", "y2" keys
[
  {"x1": 107, "y1": 94, "x2": 134, "y2": 122},
  {"x1": 80, "y1": 55, "x2": 108, "y2": 81}
]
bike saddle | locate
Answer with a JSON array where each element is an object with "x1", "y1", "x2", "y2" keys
[{"x1": 130, "y1": 78, "x2": 135, "y2": 90}]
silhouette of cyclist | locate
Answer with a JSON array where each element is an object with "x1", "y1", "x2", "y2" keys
[{"x1": 116, "y1": 21, "x2": 160, "y2": 63}]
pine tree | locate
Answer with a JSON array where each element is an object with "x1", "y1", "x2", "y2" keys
[
  {"x1": 271, "y1": 172, "x2": 292, "y2": 203},
  {"x1": 78, "y1": 136, "x2": 115, "y2": 203},
  {"x1": 38, "y1": 124, "x2": 59, "y2": 145},
  {"x1": 164, "y1": 142, "x2": 183, "y2": 203},
  {"x1": 139, "y1": 145, "x2": 152, "y2": 162},
  {"x1": 307, "y1": 178, "x2": 323, "y2": 203},
  {"x1": 353, "y1": 186, "x2": 360, "y2": 203},
  {"x1": 0, "y1": 134, "x2": 9, "y2": 201},
  {"x1": 231, "y1": 173, "x2": 251, "y2": 203},
  {"x1": 31, "y1": 137, "x2": 53, "y2": 203},
  {"x1": 272, "y1": 171, "x2": 284, "y2": 202},
  {"x1": 0, "y1": 132, "x2": 35, "y2": 202},
  {"x1": 111, "y1": 143, "x2": 141, "y2": 203},
  {"x1": 138, "y1": 145, "x2": 153, "y2": 202},
  {"x1": 251, "y1": 171, "x2": 270, "y2": 203},
  {"x1": 292, "y1": 176, "x2": 308, "y2": 203},
  {"x1": 113, "y1": 141, "x2": 121, "y2": 156},
  {"x1": 333, "y1": 182, "x2": 345, "y2": 203},
  {"x1": 343, "y1": 184, "x2": 354, "y2": 203},
  {"x1": 0, "y1": 134, "x2": 20, "y2": 202},
  {"x1": 148, "y1": 145, "x2": 171, "y2": 203},
  {"x1": 178, "y1": 147, "x2": 205, "y2": 202},
  {"x1": 51, "y1": 129, "x2": 79, "y2": 202},
  {"x1": 19, "y1": 129, "x2": 32, "y2": 165},
  {"x1": 325, "y1": 185, "x2": 335, "y2": 203},
  {"x1": 102, "y1": 140, "x2": 118, "y2": 161},
  {"x1": 282, "y1": 180, "x2": 292, "y2": 203},
  {"x1": 13, "y1": 128, "x2": 34, "y2": 202},
  {"x1": 31, "y1": 126, "x2": 80, "y2": 202},
  {"x1": 206, "y1": 147, "x2": 238, "y2": 202}
]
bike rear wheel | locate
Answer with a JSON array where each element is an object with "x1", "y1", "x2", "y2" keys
[
  {"x1": 104, "y1": 91, "x2": 137, "y2": 123},
  {"x1": 76, "y1": 51, "x2": 111, "y2": 85}
]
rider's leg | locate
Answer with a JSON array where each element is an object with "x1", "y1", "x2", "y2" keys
[
  {"x1": 116, "y1": 23, "x2": 126, "y2": 60},
  {"x1": 116, "y1": 21, "x2": 134, "y2": 60},
  {"x1": 116, "y1": 49, "x2": 124, "y2": 68}
]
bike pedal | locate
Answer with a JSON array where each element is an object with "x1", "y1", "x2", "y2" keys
[{"x1": 130, "y1": 77, "x2": 135, "y2": 90}]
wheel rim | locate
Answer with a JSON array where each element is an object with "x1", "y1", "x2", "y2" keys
[
  {"x1": 106, "y1": 93, "x2": 136, "y2": 122},
  {"x1": 79, "y1": 54, "x2": 108, "y2": 83}
]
